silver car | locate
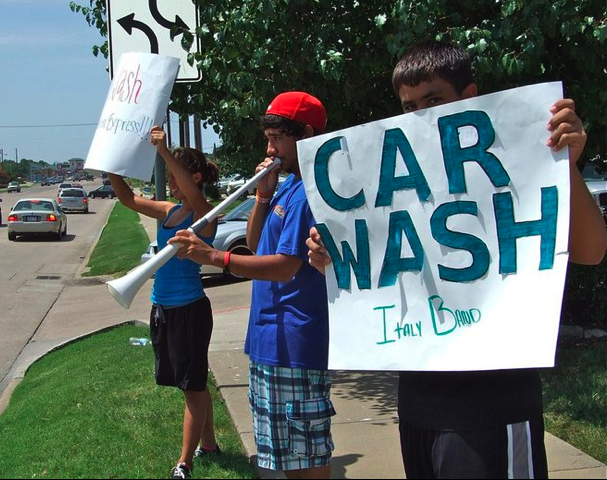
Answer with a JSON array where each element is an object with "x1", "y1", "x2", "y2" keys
[
  {"x1": 7, "y1": 198, "x2": 68, "y2": 241},
  {"x1": 226, "y1": 174, "x2": 255, "y2": 197},
  {"x1": 218, "y1": 174, "x2": 238, "y2": 195},
  {"x1": 7, "y1": 181, "x2": 21, "y2": 193},
  {"x1": 58, "y1": 188, "x2": 89, "y2": 213},
  {"x1": 141, "y1": 197, "x2": 255, "y2": 279}
]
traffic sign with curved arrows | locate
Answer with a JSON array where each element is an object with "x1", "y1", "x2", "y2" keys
[
  {"x1": 117, "y1": 13, "x2": 159, "y2": 53},
  {"x1": 108, "y1": 0, "x2": 201, "y2": 83}
]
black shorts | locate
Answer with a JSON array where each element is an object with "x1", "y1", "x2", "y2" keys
[
  {"x1": 399, "y1": 417, "x2": 548, "y2": 479},
  {"x1": 150, "y1": 296, "x2": 213, "y2": 391}
]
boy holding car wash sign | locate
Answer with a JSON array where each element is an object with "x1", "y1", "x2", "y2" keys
[{"x1": 304, "y1": 41, "x2": 606, "y2": 479}]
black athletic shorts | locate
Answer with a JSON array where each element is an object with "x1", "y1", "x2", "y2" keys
[
  {"x1": 150, "y1": 296, "x2": 213, "y2": 391},
  {"x1": 399, "y1": 417, "x2": 548, "y2": 479}
]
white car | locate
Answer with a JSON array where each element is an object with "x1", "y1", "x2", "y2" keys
[
  {"x1": 57, "y1": 182, "x2": 73, "y2": 195},
  {"x1": 226, "y1": 174, "x2": 256, "y2": 197},
  {"x1": 7, "y1": 198, "x2": 68, "y2": 241},
  {"x1": 226, "y1": 173, "x2": 289, "y2": 198},
  {"x1": 218, "y1": 174, "x2": 238, "y2": 195},
  {"x1": 585, "y1": 180, "x2": 607, "y2": 226},
  {"x1": 7, "y1": 181, "x2": 21, "y2": 193},
  {"x1": 141, "y1": 198, "x2": 255, "y2": 279}
]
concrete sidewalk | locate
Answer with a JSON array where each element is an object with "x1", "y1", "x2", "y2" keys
[
  {"x1": 208, "y1": 289, "x2": 606, "y2": 480},
  {"x1": 0, "y1": 209, "x2": 604, "y2": 478}
]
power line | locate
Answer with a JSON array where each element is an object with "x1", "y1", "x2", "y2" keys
[{"x1": 0, "y1": 123, "x2": 98, "y2": 129}]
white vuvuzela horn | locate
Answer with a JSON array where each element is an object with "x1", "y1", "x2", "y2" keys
[{"x1": 107, "y1": 158, "x2": 281, "y2": 309}]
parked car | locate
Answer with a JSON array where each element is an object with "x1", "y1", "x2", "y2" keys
[
  {"x1": 585, "y1": 180, "x2": 607, "y2": 226},
  {"x1": 7, "y1": 181, "x2": 21, "y2": 193},
  {"x1": 141, "y1": 197, "x2": 255, "y2": 279},
  {"x1": 58, "y1": 188, "x2": 89, "y2": 213},
  {"x1": 226, "y1": 174, "x2": 256, "y2": 197},
  {"x1": 40, "y1": 179, "x2": 50, "y2": 186},
  {"x1": 218, "y1": 174, "x2": 238, "y2": 195},
  {"x1": 88, "y1": 185, "x2": 116, "y2": 199},
  {"x1": 7, "y1": 198, "x2": 67, "y2": 241},
  {"x1": 140, "y1": 186, "x2": 153, "y2": 199}
]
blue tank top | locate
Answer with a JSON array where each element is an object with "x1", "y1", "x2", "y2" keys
[{"x1": 151, "y1": 205, "x2": 215, "y2": 307}]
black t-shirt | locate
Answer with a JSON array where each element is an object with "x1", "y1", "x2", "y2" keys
[{"x1": 398, "y1": 368, "x2": 543, "y2": 431}]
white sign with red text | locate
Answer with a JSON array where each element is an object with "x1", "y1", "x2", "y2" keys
[{"x1": 85, "y1": 53, "x2": 179, "y2": 181}]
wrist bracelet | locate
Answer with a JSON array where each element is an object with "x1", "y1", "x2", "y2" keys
[
  {"x1": 256, "y1": 193, "x2": 272, "y2": 204},
  {"x1": 224, "y1": 251, "x2": 232, "y2": 273}
]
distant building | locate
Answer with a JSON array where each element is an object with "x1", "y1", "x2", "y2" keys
[{"x1": 68, "y1": 158, "x2": 85, "y2": 173}]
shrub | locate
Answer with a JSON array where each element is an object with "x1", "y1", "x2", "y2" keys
[{"x1": 561, "y1": 257, "x2": 607, "y2": 328}]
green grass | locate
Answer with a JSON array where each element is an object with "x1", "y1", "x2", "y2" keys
[
  {"x1": 84, "y1": 202, "x2": 150, "y2": 277},
  {"x1": 541, "y1": 336, "x2": 607, "y2": 464},
  {"x1": 0, "y1": 323, "x2": 258, "y2": 479}
]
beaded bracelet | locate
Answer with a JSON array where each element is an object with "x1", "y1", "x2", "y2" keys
[{"x1": 256, "y1": 192, "x2": 272, "y2": 204}]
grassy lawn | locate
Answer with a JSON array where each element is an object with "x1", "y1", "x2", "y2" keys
[
  {"x1": 83, "y1": 202, "x2": 150, "y2": 277},
  {"x1": 541, "y1": 336, "x2": 607, "y2": 464},
  {"x1": 0, "y1": 323, "x2": 258, "y2": 479}
]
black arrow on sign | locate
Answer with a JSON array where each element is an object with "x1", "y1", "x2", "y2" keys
[
  {"x1": 117, "y1": 13, "x2": 159, "y2": 53},
  {"x1": 149, "y1": 0, "x2": 189, "y2": 35}
]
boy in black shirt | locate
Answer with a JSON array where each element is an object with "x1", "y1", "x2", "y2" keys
[{"x1": 307, "y1": 40, "x2": 606, "y2": 478}]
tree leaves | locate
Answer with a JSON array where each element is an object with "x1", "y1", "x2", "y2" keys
[{"x1": 70, "y1": 0, "x2": 607, "y2": 173}]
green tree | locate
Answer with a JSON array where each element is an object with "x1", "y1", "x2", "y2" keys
[
  {"x1": 70, "y1": 0, "x2": 607, "y2": 325},
  {"x1": 0, "y1": 166, "x2": 8, "y2": 187},
  {"x1": 71, "y1": 0, "x2": 606, "y2": 174}
]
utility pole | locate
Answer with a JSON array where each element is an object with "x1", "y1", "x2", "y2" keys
[{"x1": 193, "y1": 114, "x2": 202, "y2": 151}]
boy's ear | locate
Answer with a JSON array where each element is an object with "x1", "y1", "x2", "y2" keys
[
  {"x1": 303, "y1": 124, "x2": 315, "y2": 139},
  {"x1": 462, "y1": 83, "x2": 478, "y2": 99}
]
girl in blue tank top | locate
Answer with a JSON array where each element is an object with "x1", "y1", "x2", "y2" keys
[{"x1": 108, "y1": 125, "x2": 221, "y2": 478}]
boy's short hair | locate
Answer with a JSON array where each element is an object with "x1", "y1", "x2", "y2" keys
[
  {"x1": 260, "y1": 114, "x2": 308, "y2": 138},
  {"x1": 392, "y1": 40, "x2": 475, "y2": 96}
]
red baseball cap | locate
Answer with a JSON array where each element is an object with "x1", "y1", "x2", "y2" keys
[{"x1": 266, "y1": 91, "x2": 327, "y2": 133}]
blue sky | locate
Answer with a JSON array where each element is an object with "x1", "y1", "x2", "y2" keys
[{"x1": 0, "y1": 0, "x2": 220, "y2": 165}]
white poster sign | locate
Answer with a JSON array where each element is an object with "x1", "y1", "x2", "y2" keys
[
  {"x1": 85, "y1": 52, "x2": 180, "y2": 181},
  {"x1": 299, "y1": 82, "x2": 570, "y2": 371}
]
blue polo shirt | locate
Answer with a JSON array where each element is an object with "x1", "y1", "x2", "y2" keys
[{"x1": 245, "y1": 175, "x2": 329, "y2": 370}]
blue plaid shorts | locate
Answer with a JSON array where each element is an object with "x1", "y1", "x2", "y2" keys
[{"x1": 248, "y1": 360, "x2": 336, "y2": 471}]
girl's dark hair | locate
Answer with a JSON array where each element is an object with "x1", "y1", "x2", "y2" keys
[
  {"x1": 392, "y1": 40, "x2": 474, "y2": 96},
  {"x1": 172, "y1": 147, "x2": 219, "y2": 189},
  {"x1": 260, "y1": 114, "x2": 308, "y2": 138}
]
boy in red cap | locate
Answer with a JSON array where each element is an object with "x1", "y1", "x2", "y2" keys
[{"x1": 169, "y1": 91, "x2": 335, "y2": 479}]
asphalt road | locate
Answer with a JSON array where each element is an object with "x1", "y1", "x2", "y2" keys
[{"x1": 0, "y1": 181, "x2": 116, "y2": 386}]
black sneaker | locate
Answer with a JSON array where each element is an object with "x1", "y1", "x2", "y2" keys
[
  {"x1": 170, "y1": 462, "x2": 192, "y2": 479},
  {"x1": 194, "y1": 444, "x2": 222, "y2": 458}
]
